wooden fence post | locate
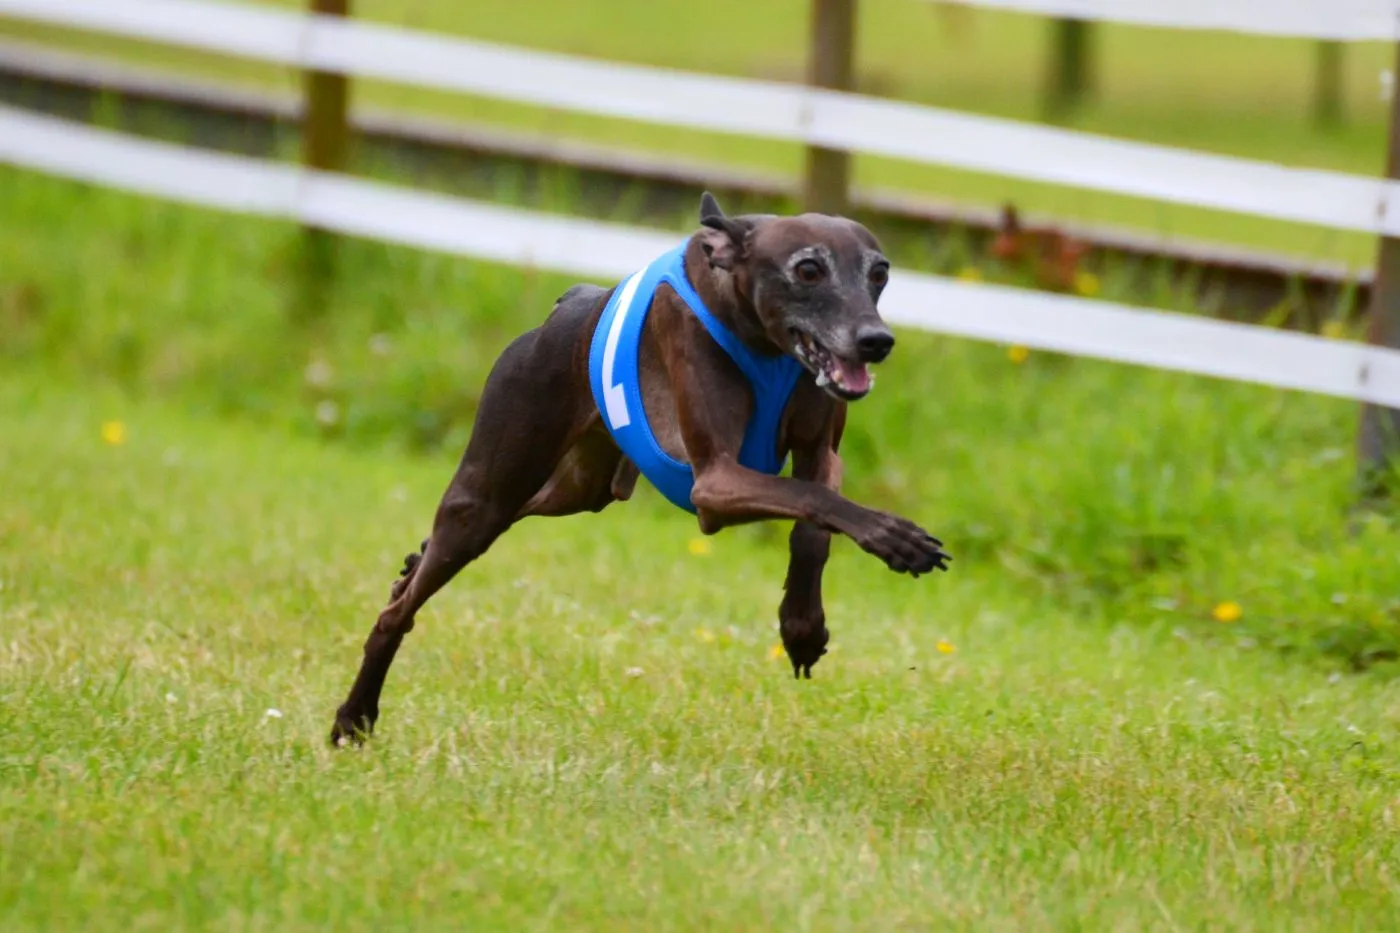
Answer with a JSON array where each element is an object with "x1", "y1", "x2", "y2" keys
[
  {"x1": 299, "y1": 0, "x2": 351, "y2": 317},
  {"x1": 1356, "y1": 40, "x2": 1400, "y2": 500},
  {"x1": 1314, "y1": 40, "x2": 1345, "y2": 127},
  {"x1": 1044, "y1": 17, "x2": 1095, "y2": 120},
  {"x1": 803, "y1": 0, "x2": 855, "y2": 216}
]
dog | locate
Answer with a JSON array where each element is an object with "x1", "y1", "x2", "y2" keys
[{"x1": 329, "y1": 193, "x2": 951, "y2": 745}]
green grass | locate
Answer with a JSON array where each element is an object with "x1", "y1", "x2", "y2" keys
[
  {"x1": 4, "y1": 336, "x2": 1400, "y2": 930},
  {"x1": 1, "y1": 0, "x2": 1393, "y2": 265},
  {"x1": 5, "y1": 162, "x2": 1400, "y2": 927}
]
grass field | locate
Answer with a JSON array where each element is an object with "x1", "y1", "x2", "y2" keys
[
  {"x1": 1, "y1": 0, "x2": 1395, "y2": 265},
  {"x1": 5, "y1": 158, "x2": 1400, "y2": 925},
  {"x1": 5, "y1": 351, "x2": 1400, "y2": 929}
]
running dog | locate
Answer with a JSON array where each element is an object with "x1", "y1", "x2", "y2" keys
[{"x1": 329, "y1": 193, "x2": 951, "y2": 745}]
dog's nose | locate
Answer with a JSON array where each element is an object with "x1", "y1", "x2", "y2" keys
[{"x1": 855, "y1": 326, "x2": 895, "y2": 363}]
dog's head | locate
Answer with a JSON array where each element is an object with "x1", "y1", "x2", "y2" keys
[{"x1": 695, "y1": 192, "x2": 895, "y2": 402}]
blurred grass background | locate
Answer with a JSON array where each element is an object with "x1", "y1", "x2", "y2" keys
[{"x1": 5, "y1": 163, "x2": 1399, "y2": 670}]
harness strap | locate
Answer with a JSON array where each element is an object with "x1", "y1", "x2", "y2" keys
[{"x1": 588, "y1": 240, "x2": 805, "y2": 513}]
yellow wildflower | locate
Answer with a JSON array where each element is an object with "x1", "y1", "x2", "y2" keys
[
  {"x1": 1074, "y1": 271, "x2": 1101, "y2": 297},
  {"x1": 1007, "y1": 345, "x2": 1030, "y2": 365},
  {"x1": 694, "y1": 627, "x2": 716, "y2": 643},
  {"x1": 769, "y1": 643, "x2": 785, "y2": 660},
  {"x1": 1321, "y1": 320, "x2": 1348, "y2": 340},
  {"x1": 1212, "y1": 601, "x2": 1242, "y2": 623},
  {"x1": 101, "y1": 421, "x2": 126, "y2": 446},
  {"x1": 956, "y1": 266, "x2": 983, "y2": 283},
  {"x1": 687, "y1": 537, "x2": 712, "y2": 556},
  {"x1": 936, "y1": 639, "x2": 957, "y2": 654}
]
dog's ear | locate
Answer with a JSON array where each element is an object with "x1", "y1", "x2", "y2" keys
[
  {"x1": 699, "y1": 191, "x2": 726, "y2": 225},
  {"x1": 698, "y1": 190, "x2": 750, "y2": 271}
]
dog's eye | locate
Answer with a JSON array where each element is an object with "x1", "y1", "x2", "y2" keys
[
  {"x1": 794, "y1": 259, "x2": 824, "y2": 284},
  {"x1": 868, "y1": 263, "x2": 889, "y2": 288}
]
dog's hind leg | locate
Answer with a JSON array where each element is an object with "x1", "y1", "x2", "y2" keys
[
  {"x1": 329, "y1": 319, "x2": 597, "y2": 745},
  {"x1": 330, "y1": 481, "x2": 524, "y2": 745},
  {"x1": 391, "y1": 539, "x2": 428, "y2": 601}
]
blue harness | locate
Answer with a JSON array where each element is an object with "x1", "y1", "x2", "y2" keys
[{"x1": 588, "y1": 241, "x2": 805, "y2": 514}]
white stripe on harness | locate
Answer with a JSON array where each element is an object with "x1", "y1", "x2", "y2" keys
[{"x1": 601, "y1": 267, "x2": 647, "y2": 430}]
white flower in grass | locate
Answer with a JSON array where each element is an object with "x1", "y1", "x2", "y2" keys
[
  {"x1": 265, "y1": 708, "x2": 283, "y2": 719},
  {"x1": 304, "y1": 358, "x2": 334, "y2": 388},
  {"x1": 625, "y1": 667, "x2": 644, "y2": 679},
  {"x1": 165, "y1": 693, "x2": 177, "y2": 704}
]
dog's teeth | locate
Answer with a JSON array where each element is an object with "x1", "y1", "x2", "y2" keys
[
  {"x1": 831, "y1": 368, "x2": 845, "y2": 387},
  {"x1": 815, "y1": 371, "x2": 830, "y2": 387}
]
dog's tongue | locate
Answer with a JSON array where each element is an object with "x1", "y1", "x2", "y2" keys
[{"x1": 832, "y1": 358, "x2": 872, "y2": 394}]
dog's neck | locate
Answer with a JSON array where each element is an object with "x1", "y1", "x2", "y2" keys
[{"x1": 684, "y1": 239, "x2": 783, "y2": 357}]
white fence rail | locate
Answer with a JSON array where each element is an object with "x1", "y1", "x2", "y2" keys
[
  {"x1": 4, "y1": 0, "x2": 1399, "y2": 410},
  {"x1": 927, "y1": 0, "x2": 1400, "y2": 42},
  {"x1": 3, "y1": 0, "x2": 1400, "y2": 236},
  {"x1": 5, "y1": 104, "x2": 1400, "y2": 408}
]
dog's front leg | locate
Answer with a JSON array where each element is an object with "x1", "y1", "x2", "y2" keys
[
  {"x1": 781, "y1": 520, "x2": 831, "y2": 679},
  {"x1": 689, "y1": 463, "x2": 949, "y2": 577},
  {"x1": 778, "y1": 438, "x2": 844, "y2": 679}
]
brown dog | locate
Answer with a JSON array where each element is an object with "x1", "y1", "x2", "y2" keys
[{"x1": 329, "y1": 193, "x2": 950, "y2": 745}]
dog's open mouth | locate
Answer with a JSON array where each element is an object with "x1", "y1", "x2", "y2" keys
[{"x1": 790, "y1": 329, "x2": 874, "y2": 401}]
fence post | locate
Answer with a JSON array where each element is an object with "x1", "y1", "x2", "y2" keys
[
  {"x1": 1356, "y1": 41, "x2": 1400, "y2": 500},
  {"x1": 299, "y1": 0, "x2": 351, "y2": 317},
  {"x1": 803, "y1": 0, "x2": 855, "y2": 216},
  {"x1": 1044, "y1": 17, "x2": 1095, "y2": 119},
  {"x1": 1314, "y1": 40, "x2": 1345, "y2": 127}
]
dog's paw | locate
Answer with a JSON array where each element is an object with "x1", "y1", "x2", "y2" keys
[
  {"x1": 780, "y1": 619, "x2": 829, "y2": 680},
  {"x1": 853, "y1": 512, "x2": 951, "y2": 577},
  {"x1": 328, "y1": 706, "x2": 376, "y2": 748}
]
